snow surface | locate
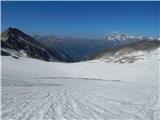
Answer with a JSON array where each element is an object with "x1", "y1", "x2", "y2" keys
[
  {"x1": 1, "y1": 54, "x2": 160, "y2": 120},
  {"x1": 97, "y1": 48, "x2": 160, "y2": 64}
]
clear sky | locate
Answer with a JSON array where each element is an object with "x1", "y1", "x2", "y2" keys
[{"x1": 1, "y1": 1, "x2": 159, "y2": 38}]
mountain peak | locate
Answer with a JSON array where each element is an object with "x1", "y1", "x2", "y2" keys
[
  {"x1": 8, "y1": 27, "x2": 15, "y2": 30},
  {"x1": 106, "y1": 32, "x2": 132, "y2": 42},
  {"x1": 2, "y1": 27, "x2": 24, "y2": 39},
  {"x1": 4, "y1": 27, "x2": 20, "y2": 33},
  {"x1": 1, "y1": 27, "x2": 73, "y2": 62}
]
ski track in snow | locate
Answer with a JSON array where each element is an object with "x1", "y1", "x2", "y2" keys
[
  {"x1": 2, "y1": 78, "x2": 159, "y2": 120},
  {"x1": 1, "y1": 56, "x2": 160, "y2": 120}
]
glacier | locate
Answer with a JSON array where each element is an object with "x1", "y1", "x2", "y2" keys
[{"x1": 1, "y1": 49, "x2": 159, "y2": 120}]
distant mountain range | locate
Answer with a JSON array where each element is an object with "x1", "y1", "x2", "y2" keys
[
  {"x1": 34, "y1": 36, "x2": 109, "y2": 62},
  {"x1": 1, "y1": 27, "x2": 159, "y2": 63},
  {"x1": 34, "y1": 32, "x2": 159, "y2": 62}
]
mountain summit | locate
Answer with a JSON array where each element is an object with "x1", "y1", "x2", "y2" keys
[
  {"x1": 105, "y1": 32, "x2": 157, "y2": 46},
  {"x1": 1, "y1": 27, "x2": 73, "y2": 62}
]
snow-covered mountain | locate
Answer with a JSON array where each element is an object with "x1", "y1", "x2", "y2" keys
[
  {"x1": 85, "y1": 40, "x2": 160, "y2": 63},
  {"x1": 107, "y1": 32, "x2": 134, "y2": 41},
  {"x1": 35, "y1": 32, "x2": 159, "y2": 62},
  {"x1": 105, "y1": 32, "x2": 157, "y2": 46},
  {"x1": 2, "y1": 29, "x2": 159, "y2": 120},
  {"x1": 1, "y1": 27, "x2": 73, "y2": 62},
  {"x1": 1, "y1": 27, "x2": 159, "y2": 63}
]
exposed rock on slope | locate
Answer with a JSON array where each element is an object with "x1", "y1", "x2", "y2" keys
[
  {"x1": 85, "y1": 40, "x2": 160, "y2": 63},
  {"x1": 1, "y1": 27, "x2": 73, "y2": 62},
  {"x1": 35, "y1": 32, "x2": 158, "y2": 62}
]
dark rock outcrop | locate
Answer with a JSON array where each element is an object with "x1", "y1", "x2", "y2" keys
[{"x1": 1, "y1": 27, "x2": 73, "y2": 62}]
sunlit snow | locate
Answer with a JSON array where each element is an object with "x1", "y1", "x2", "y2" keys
[{"x1": 1, "y1": 50, "x2": 159, "y2": 120}]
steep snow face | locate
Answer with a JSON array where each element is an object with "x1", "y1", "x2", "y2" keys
[{"x1": 1, "y1": 55, "x2": 159, "y2": 120}]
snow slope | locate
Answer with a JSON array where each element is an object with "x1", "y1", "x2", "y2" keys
[
  {"x1": 1, "y1": 55, "x2": 159, "y2": 120},
  {"x1": 97, "y1": 47, "x2": 160, "y2": 64}
]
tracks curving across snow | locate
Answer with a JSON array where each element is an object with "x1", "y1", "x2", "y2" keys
[
  {"x1": 2, "y1": 56, "x2": 159, "y2": 120},
  {"x1": 2, "y1": 78, "x2": 159, "y2": 120}
]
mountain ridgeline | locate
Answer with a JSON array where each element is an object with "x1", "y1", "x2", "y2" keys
[
  {"x1": 83, "y1": 40, "x2": 160, "y2": 63},
  {"x1": 35, "y1": 33, "x2": 160, "y2": 63},
  {"x1": 1, "y1": 28, "x2": 73, "y2": 62},
  {"x1": 1, "y1": 27, "x2": 160, "y2": 63}
]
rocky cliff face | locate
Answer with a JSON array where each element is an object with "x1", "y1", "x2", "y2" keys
[{"x1": 1, "y1": 27, "x2": 73, "y2": 62}]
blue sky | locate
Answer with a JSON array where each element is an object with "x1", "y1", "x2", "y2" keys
[{"x1": 1, "y1": 1, "x2": 159, "y2": 38}]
